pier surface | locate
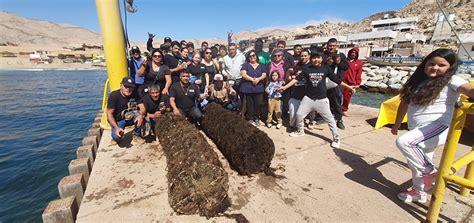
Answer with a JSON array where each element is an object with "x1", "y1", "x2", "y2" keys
[{"x1": 77, "y1": 105, "x2": 473, "y2": 222}]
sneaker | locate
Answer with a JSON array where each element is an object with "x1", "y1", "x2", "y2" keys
[
  {"x1": 254, "y1": 120, "x2": 261, "y2": 126},
  {"x1": 290, "y1": 131, "x2": 305, "y2": 137},
  {"x1": 343, "y1": 112, "x2": 349, "y2": 117},
  {"x1": 276, "y1": 124, "x2": 282, "y2": 129},
  {"x1": 331, "y1": 139, "x2": 340, "y2": 148},
  {"x1": 266, "y1": 123, "x2": 272, "y2": 128},
  {"x1": 307, "y1": 123, "x2": 315, "y2": 130},
  {"x1": 397, "y1": 189, "x2": 427, "y2": 203},
  {"x1": 248, "y1": 120, "x2": 256, "y2": 126},
  {"x1": 336, "y1": 120, "x2": 345, "y2": 130}
]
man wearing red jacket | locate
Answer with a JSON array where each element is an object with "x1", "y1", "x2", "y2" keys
[{"x1": 341, "y1": 47, "x2": 362, "y2": 115}]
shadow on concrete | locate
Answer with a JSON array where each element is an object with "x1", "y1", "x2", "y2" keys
[
  {"x1": 304, "y1": 130, "x2": 332, "y2": 143},
  {"x1": 365, "y1": 118, "x2": 408, "y2": 130},
  {"x1": 332, "y1": 148, "x2": 455, "y2": 222}
]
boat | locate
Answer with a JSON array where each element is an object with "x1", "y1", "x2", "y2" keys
[{"x1": 368, "y1": 56, "x2": 423, "y2": 66}]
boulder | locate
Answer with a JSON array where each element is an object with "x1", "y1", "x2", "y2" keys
[
  {"x1": 398, "y1": 70, "x2": 409, "y2": 77},
  {"x1": 370, "y1": 65, "x2": 379, "y2": 69},
  {"x1": 388, "y1": 69, "x2": 399, "y2": 78},
  {"x1": 410, "y1": 66, "x2": 417, "y2": 72},
  {"x1": 389, "y1": 83, "x2": 403, "y2": 91},
  {"x1": 364, "y1": 81, "x2": 380, "y2": 88},
  {"x1": 368, "y1": 75, "x2": 383, "y2": 81},
  {"x1": 366, "y1": 70, "x2": 376, "y2": 77},
  {"x1": 362, "y1": 67, "x2": 372, "y2": 72},
  {"x1": 376, "y1": 68, "x2": 389, "y2": 76}
]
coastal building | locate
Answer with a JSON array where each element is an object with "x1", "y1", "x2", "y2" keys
[
  {"x1": 371, "y1": 16, "x2": 418, "y2": 32},
  {"x1": 457, "y1": 32, "x2": 474, "y2": 60},
  {"x1": 431, "y1": 13, "x2": 456, "y2": 42}
]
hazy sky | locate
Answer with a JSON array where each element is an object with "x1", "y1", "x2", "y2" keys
[{"x1": 0, "y1": 0, "x2": 411, "y2": 41}]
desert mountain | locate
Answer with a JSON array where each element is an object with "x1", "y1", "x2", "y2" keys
[{"x1": 0, "y1": 11, "x2": 102, "y2": 47}]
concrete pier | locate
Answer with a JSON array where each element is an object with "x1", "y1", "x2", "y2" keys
[
  {"x1": 42, "y1": 196, "x2": 78, "y2": 223},
  {"x1": 76, "y1": 105, "x2": 473, "y2": 222}
]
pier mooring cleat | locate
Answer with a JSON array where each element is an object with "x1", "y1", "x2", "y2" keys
[{"x1": 397, "y1": 189, "x2": 427, "y2": 203}]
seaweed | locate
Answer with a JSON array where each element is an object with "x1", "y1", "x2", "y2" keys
[
  {"x1": 201, "y1": 103, "x2": 275, "y2": 176},
  {"x1": 155, "y1": 113, "x2": 229, "y2": 217}
]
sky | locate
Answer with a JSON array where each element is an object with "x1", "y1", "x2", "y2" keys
[{"x1": 0, "y1": 0, "x2": 412, "y2": 41}]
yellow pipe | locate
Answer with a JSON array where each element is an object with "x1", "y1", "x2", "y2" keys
[
  {"x1": 443, "y1": 175, "x2": 474, "y2": 189},
  {"x1": 100, "y1": 79, "x2": 110, "y2": 129},
  {"x1": 449, "y1": 151, "x2": 474, "y2": 174},
  {"x1": 96, "y1": 0, "x2": 128, "y2": 130},
  {"x1": 460, "y1": 146, "x2": 474, "y2": 196},
  {"x1": 426, "y1": 104, "x2": 466, "y2": 223}
]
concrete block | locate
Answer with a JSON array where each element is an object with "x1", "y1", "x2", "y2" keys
[
  {"x1": 87, "y1": 127, "x2": 101, "y2": 138},
  {"x1": 76, "y1": 144, "x2": 95, "y2": 165},
  {"x1": 82, "y1": 135, "x2": 98, "y2": 154},
  {"x1": 42, "y1": 196, "x2": 78, "y2": 223},
  {"x1": 68, "y1": 158, "x2": 91, "y2": 185},
  {"x1": 91, "y1": 121, "x2": 100, "y2": 128},
  {"x1": 94, "y1": 116, "x2": 101, "y2": 123},
  {"x1": 58, "y1": 174, "x2": 85, "y2": 208}
]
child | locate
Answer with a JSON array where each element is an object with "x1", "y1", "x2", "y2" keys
[
  {"x1": 266, "y1": 71, "x2": 284, "y2": 128},
  {"x1": 392, "y1": 48, "x2": 474, "y2": 203},
  {"x1": 278, "y1": 51, "x2": 342, "y2": 148}
]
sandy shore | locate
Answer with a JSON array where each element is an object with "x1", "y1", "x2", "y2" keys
[{"x1": 0, "y1": 57, "x2": 106, "y2": 71}]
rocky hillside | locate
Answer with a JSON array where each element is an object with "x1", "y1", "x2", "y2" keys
[{"x1": 0, "y1": 11, "x2": 102, "y2": 47}]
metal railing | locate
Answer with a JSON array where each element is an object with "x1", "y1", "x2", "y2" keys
[{"x1": 426, "y1": 95, "x2": 474, "y2": 222}]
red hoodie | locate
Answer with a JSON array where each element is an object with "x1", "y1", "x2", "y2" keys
[{"x1": 342, "y1": 47, "x2": 362, "y2": 85}]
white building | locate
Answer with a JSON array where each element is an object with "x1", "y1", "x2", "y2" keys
[
  {"x1": 457, "y1": 33, "x2": 474, "y2": 60},
  {"x1": 286, "y1": 35, "x2": 347, "y2": 48},
  {"x1": 371, "y1": 17, "x2": 418, "y2": 32}
]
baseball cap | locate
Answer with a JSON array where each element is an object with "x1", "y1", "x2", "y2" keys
[
  {"x1": 131, "y1": 46, "x2": 140, "y2": 54},
  {"x1": 164, "y1": 37, "x2": 172, "y2": 43},
  {"x1": 214, "y1": 74, "x2": 224, "y2": 81},
  {"x1": 121, "y1": 76, "x2": 135, "y2": 88}
]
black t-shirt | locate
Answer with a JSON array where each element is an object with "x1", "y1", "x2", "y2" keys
[
  {"x1": 164, "y1": 54, "x2": 185, "y2": 83},
  {"x1": 187, "y1": 63, "x2": 207, "y2": 84},
  {"x1": 107, "y1": 90, "x2": 138, "y2": 121},
  {"x1": 290, "y1": 62, "x2": 310, "y2": 100},
  {"x1": 204, "y1": 63, "x2": 217, "y2": 82},
  {"x1": 169, "y1": 82, "x2": 200, "y2": 110},
  {"x1": 140, "y1": 93, "x2": 161, "y2": 114},
  {"x1": 143, "y1": 62, "x2": 171, "y2": 88},
  {"x1": 296, "y1": 64, "x2": 340, "y2": 100}
]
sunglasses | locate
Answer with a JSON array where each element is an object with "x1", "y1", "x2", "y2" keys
[
  {"x1": 205, "y1": 52, "x2": 212, "y2": 54},
  {"x1": 152, "y1": 55, "x2": 162, "y2": 58},
  {"x1": 275, "y1": 54, "x2": 282, "y2": 57},
  {"x1": 249, "y1": 54, "x2": 257, "y2": 57}
]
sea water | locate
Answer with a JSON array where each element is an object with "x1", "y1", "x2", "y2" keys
[
  {"x1": 0, "y1": 70, "x2": 106, "y2": 222},
  {"x1": 0, "y1": 70, "x2": 390, "y2": 222}
]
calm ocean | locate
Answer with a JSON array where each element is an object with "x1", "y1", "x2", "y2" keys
[{"x1": 0, "y1": 69, "x2": 390, "y2": 222}]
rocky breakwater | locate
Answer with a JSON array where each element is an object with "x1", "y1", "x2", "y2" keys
[{"x1": 360, "y1": 64, "x2": 416, "y2": 94}]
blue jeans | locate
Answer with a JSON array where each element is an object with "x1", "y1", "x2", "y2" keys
[{"x1": 111, "y1": 115, "x2": 141, "y2": 141}]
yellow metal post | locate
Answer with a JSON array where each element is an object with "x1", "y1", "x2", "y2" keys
[
  {"x1": 460, "y1": 146, "x2": 474, "y2": 196},
  {"x1": 95, "y1": 0, "x2": 128, "y2": 129},
  {"x1": 426, "y1": 105, "x2": 467, "y2": 222}
]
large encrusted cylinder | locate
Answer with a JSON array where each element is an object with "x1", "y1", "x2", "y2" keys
[
  {"x1": 201, "y1": 103, "x2": 275, "y2": 175},
  {"x1": 155, "y1": 113, "x2": 229, "y2": 217}
]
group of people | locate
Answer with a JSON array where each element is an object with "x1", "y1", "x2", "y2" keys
[
  {"x1": 107, "y1": 32, "x2": 474, "y2": 204},
  {"x1": 109, "y1": 33, "x2": 364, "y2": 149}
]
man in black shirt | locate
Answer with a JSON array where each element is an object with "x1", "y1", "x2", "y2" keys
[
  {"x1": 138, "y1": 84, "x2": 164, "y2": 137},
  {"x1": 278, "y1": 51, "x2": 341, "y2": 148},
  {"x1": 164, "y1": 41, "x2": 187, "y2": 83},
  {"x1": 169, "y1": 70, "x2": 204, "y2": 123},
  {"x1": 325, "y1": 38, "x2": 349, "y2": 130},
  {"x1": 107, "y1": 77, "x2": 143, "y2": 144}
]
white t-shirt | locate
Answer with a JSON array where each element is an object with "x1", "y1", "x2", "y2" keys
[
  {"x1": 222, "y1": 53, "x2": 246, "y2": 80},
  {"x1": 408, "y1": 75, "x2": 468, "y2": 129}
]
